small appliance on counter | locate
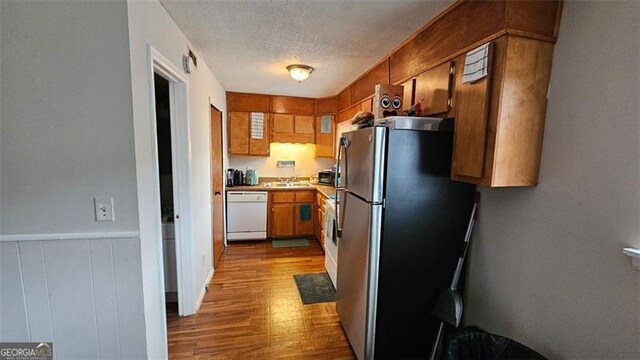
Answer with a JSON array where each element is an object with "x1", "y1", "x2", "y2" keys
[
  {"x1": 318, "y1": 170, "x2": 336, "y2": 186},
  {"x1": 245, "y1": 168, "x2": 259, "y2": 186},
  {"x1": 233, "y1": 170, "x2": 244, "y2": 186},
  {"x1": 226, "y1": 169, "x2": 235, "y2": 187}
]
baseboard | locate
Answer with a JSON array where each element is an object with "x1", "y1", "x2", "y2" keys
[{"x1": 195, "y1": 267, "x2": 214, "y2": 311}]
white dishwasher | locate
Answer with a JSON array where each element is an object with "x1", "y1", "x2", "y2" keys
[{"x1": 227, "y1": 191, "x2": 268, "y2": 241}]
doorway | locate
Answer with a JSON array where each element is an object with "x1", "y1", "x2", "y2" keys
[
  {"x1": 210, "y1": 106, "x2": 225, "y2": 266},
  {"x1": 154, "y1": 73, "x2": 180, "y2": 313}
]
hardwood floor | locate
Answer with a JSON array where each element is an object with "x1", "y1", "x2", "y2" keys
[{"x1": 167, "y1": 240, "x2": 355, "y2": 359}]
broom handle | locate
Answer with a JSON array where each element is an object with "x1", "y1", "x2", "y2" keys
[
  {"x1": 429, "y1": 193, "x2": 480, "y2": 360},
  {"x1": 429, "y1": 322, "x2": 445, "y2": 360},
  {"x1": 450, "y1": 192, "x2": 480, "y2": 291}
]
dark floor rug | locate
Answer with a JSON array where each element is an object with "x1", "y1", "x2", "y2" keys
[
  {"x1": 293, "y1": 272, "x2": 336, "y2": 305},
  {"x1": 272, "y1": 238, "x2": 310, "y2": 248}
]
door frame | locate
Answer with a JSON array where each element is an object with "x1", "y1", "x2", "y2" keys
[{"x1": 144, "y1": 45, "x2": 196, "y2": 322}]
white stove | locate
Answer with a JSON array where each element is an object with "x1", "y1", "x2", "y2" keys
[{"x1": 323, "y1": 198, "x2": 338, "y2": 288}]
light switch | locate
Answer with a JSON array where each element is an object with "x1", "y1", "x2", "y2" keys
[{"x1": 94, "y1": 197, "x2": 115, "y2": 222}]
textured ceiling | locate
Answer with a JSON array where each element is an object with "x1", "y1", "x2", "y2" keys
[{"x1": 160, "y1": 0, "x2": 454, "y2": 98}]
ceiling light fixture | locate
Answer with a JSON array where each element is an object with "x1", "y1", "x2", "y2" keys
[{"x1": 287, "y1": 64, "x2": 314, "y2": 82}]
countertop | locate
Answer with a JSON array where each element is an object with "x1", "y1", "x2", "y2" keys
[{"x1": 227, "y1": 183, "x2": 336, "y2": 199}]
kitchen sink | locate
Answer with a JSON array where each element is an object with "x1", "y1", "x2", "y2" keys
[{"x1": 267, "y1": 181, "x2": 311, "y2": 187}]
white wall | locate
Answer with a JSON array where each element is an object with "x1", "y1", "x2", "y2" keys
[
  {"x1": 229, "y1": 143, "x2": 335, "y2": 178},
  {"x1": 126, "y1": 0, "x2": 227, "y2": 357},
  {"x1": 465, "y1": 1, "x2": 640, "y2": 358},
  {"x1": 0, "y1": 1, "x2": 146, "y2": 358}
]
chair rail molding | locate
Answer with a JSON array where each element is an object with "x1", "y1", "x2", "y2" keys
[{"x1": 0, "y1": 231, "x2": 140, "y2": 242}]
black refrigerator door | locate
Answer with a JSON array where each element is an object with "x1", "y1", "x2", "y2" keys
[{"x1": 374, "y1": 128, "x2": 476, "y2": 359}]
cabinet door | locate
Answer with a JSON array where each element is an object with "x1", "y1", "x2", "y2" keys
[
  {"x1": 294, "y1": 203, "x2": 314, "y2": 235},
  {"x1": 452, "y1": 46, "x2": 494, "y2": 179},
  {"x1": 249, "y1": 112, "x2": 270, "y2": 155},
  {"x1": 400, "y1": 78, "x2": 415, "y2": 112},
  {"x1": 315, "y1": 115, "x2": 335, "y2": 158},
  {"x1": 228, "y1": 112, "x2": 249, "y2": 154},
  {"x1": 272, "y1": 203, "x2": 294, "y2": 237},
  {"x1": 272, "y1": 114, "x2": 294, "y2": 133},
  {"x1": 414, "y1": 61, "x2": 453, "y2": 115},
  {"x1": 294, "y1": 115, "x2": 315, "y2": 134},
  {"x1": 360, "y1": 98, "x2": 372, "y2": 112},
  {"x1": 295, "y1": 191, "x2": 315, "y2": 203}
]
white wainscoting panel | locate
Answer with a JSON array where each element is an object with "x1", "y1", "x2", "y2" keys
[
  {"x1": 0, "y1": 236, "x2": 146, "y2": 359},
  {"x1": 0, "y1": 242, "x2": 30, "y2": 341}
]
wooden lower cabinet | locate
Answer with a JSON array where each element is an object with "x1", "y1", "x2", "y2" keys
[
  {"x1": 271, "y1": 203, "x2": 294, "y2": 237},
  {"x1": 294, "y1": 203, "x2": 314, "y2": 235},
  {"x1": 269, "y1": 191, "x2": 315, "y2": 238},
  {"x1": 314, "y1": 192, "x2": 328, "y2": 250}
]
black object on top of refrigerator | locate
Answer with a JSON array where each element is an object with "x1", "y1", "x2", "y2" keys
[{"x1": 335, "y1": 117, "x2": 475, "y2": 359}]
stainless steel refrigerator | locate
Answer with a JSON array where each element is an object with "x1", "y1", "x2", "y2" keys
[{"x1": 335, "y1": 117, "x2": 475, "y2": 359}]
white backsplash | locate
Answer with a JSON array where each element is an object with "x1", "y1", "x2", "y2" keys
[{"x1": 229, "y1": 143, "x2": 334, "y2": 178}]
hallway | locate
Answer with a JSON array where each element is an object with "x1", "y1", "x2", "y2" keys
[{"x1": 167, "y1": 241, "x2": 355, "y2": 359}]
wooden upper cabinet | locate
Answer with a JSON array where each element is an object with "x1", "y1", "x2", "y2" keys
[
  {"x1": 249, "y1": 113, "x2": 270, "y2": 156},
  {"x1": 271, "y1": 114, "x2": 315, "y2": 143},
  {"x1": 451, "y1": 58, "x2": 493, "y2": 179},
  {"x1": 414, "y1": 61, "x2": 454, "y2": 116},
  {"x1": 390, "y1": 1, "x2": 506, "y2": 84},
  {"x1": 270, "y1": 96, "x2": 315, "y2": 115},
  {"x1": 295, "y1": 115, "x2": 315, "y2": 134},
  {"x1": 315, "y1": 115, "x2": 335, "y2": 158},
  {"x1": 272, "y1": 114, "x2": 294, "y2": 133},
  {"x1": 228, "y1": 111, "x2": 270, "y2": 156},
  {"x1": 227, "y1": 92, "x2": 270, "y2": 112},
  {"x1": 316, "y1": 97, "x2": 338, "y2": 114},
  {"x1": 451, "y1": 35, "x2": 555, "y2": 187},
  {"x1": 388, "y1": 1, "x2": 561, "y2": 84},
  {"x1": 228, "y1": 112, "x2": 250, "y2": 155}
]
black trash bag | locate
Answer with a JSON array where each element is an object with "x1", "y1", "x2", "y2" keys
[{"x1": 445, "y1": 327, "x2": 546, "y2": 360}]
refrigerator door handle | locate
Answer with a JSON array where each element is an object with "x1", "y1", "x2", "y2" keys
[
  {"x1": 335, "y1": 137, "x2": 349, "y2": 188},
  {"x1": 335, "y1": 137, "x2": 349, "y2": 238},
  {"x1": 335, "y1": 187, "x2": 347, "y2": 237}
]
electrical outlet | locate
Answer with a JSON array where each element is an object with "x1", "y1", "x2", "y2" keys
[
  {"x1": 94, "y1": 197, "x2": 115, "y2": 222},
  {"x1": 202, "y1": 254, "x2": 205, "y2": 265}
]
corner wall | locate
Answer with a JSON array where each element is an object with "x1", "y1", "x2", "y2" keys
[{"x1": 465, "y1": 1, "x2": 640, "y2": 358}]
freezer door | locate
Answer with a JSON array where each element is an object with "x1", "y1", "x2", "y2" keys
[
  {"x1": 336, "y1": 191, "x2": 382, "y2": 360},
  {"x1": 342, "y1": 127, "x2": 386, "y2": 203}
]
